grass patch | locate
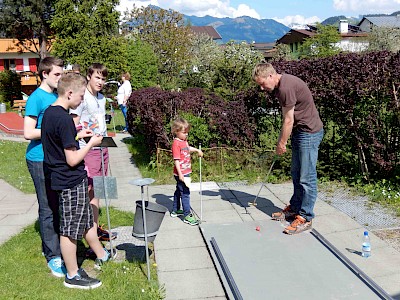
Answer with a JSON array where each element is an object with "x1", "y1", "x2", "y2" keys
[
  {"x1": 0, "y1": 207, "x2": 164, "y2": 299},
  {"x1": 0, "y1": 139, "x2": 34, "y2": 193}
]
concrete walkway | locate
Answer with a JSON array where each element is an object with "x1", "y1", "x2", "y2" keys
[{"x1": 1, "y1": 133, "x2": 399, "y2": 299}]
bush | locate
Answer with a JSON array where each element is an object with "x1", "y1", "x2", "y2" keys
[
  {"x1": 127, "y1": 87, "x2": 257, "y2": 153},
  {"x1": 0, "y1": 70, "x2": 22, "y2": 103}
]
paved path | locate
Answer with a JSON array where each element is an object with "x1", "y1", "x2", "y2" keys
[{"x1": 1, "y1": 133, "x2": 399, "y2": 299}]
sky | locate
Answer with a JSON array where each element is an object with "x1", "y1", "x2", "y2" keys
[{"x1": 116, "y1": 0, "x2": 400, "y2": 26}]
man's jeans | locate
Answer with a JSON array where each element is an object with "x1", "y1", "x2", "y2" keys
[
  {"x1": 27, "y1": 160, "x2": 61, "y2": 262},
  {"x1": 289, "y1": 128, "x2": 324, "y2": 222},
  {"x1": 173, "y1": 175, "x2": 191, "y2": 217},
  {"x1": 119, "y1": 104, "x2": 128, "y2": 131}
]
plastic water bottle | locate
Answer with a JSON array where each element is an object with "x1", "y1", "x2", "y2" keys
[{"x1": 362, "y1": 231, "x2": 371, "y2": 258}]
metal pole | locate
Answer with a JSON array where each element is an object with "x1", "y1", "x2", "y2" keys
[
  {"x1": 199, "y1": 143, "x2": 203, "y2": 221},
  {"x1": 101, "y1": 147, "x2": 114, "y2": 258},
  {"x1": 141, "y1": 185, "x2": 151, "y2": 281}
]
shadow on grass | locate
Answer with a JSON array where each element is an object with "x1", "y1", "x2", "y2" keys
[{"x1": 116, "y1": 243, "x2": 152, "y2": 263}]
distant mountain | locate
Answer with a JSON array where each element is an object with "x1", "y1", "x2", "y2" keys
[
  {"x1": 184, "y1": 15, "x2": 290, "y2": 43},
  {"x1": 321, "y1": 16, "x2": 360, "y2": 26}
]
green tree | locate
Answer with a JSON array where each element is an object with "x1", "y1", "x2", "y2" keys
[
  {"x1": 51, "y1": 0, "x2": 125, "y2": 79},
  {"x1": 122, "y1": 6, "x2": 193, "y2": 87},
  {"x1": 299, "y1": 24, "x2": 341, "y2": 59},
  {"x1": 125, "y1": 38, "x2": 159, "y2": 89},
  {"x1": 211, "y1": 41, "x2": 263, "y2": 99},
  {"x1": 273, "y1": 43, "x2": 293, "y2": 61},
  {"x1": 0, "y1": 0, "x2": 56, "y2": 58},
  {"x1": 181, "y1": 33, "x2": 223, "y2": 89},
  {"x1": 368, "y1": 26, "x2": 400, "y2": 53}
]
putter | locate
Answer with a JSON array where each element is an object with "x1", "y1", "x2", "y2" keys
[{"x1": 248, "y1": 157, "x2": 276, "y2": 207}]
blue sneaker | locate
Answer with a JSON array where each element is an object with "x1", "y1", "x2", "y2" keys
[
  {"x1": 94, "y1": 248, "x2": 118, "y2": 270},
  {"x1": 48, "y1": 257, "x2": 67, "y2": 278}
]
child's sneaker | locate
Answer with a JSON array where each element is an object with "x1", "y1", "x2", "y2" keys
[
  {"x1": 94, "y1": 248, "x2": 118, "y2": 270},
  {"x1": 64, "y1": 268, "x2": 102, "y2": 289},
  {"x1": 97, "y1": 224, "x2": 117, "y2": 241},
  {"x1": 170, "y1": 209, "x2": 184, "y2": 218},
  {"x1": 47, "y1": 257, "x2": 67, "y2": 278},
  {"x1": 183, "y1": 214, "x2": 199, "y2": 226}
]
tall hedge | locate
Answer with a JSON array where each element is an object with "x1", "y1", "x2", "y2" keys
[
  {"x1": 127, "y1": 50, "x2": 400, "y2": 180},
  {"x1": 271, "y1": 51, "x2": 400, "y2": 178}
]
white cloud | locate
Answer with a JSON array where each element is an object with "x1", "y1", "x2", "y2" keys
[
  {"x1": 273, "y1": 15, "x2": 321, "y2": 26},
  {"x1": 117, "y1": 0, "x2": 158, "y2": 14},
  {"x1": 117, "y1": 0, "x2": 261, "y2": 19},
  {"x1": 333, "y1": 0, "x2": 400, "y2": 15}
]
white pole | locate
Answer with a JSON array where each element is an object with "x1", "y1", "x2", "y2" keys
[
  {"x1": 199, "y1": 143, "x2": 203, "y2": 221},
  {"x1": 141, "y1": 185, "x2": 151, "y2": 281}
]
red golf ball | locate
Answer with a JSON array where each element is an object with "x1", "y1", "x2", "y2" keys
[{"x1": 256, "y1": 226, "x2": 260, "y2": 231}]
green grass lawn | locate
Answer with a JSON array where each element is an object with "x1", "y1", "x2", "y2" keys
[
  {"x1": 0, "y1": 109, "x2": 164, "y2": 298},
  {"x1": 0, "y1": 208, "x2": 163, "y2": 299}
]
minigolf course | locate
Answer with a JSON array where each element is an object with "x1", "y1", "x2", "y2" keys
[{"x1": 200, "y1": 219, "x2": 392, "y2": 300}]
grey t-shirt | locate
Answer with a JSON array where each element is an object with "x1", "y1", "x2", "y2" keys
[
  {"x1": 70, "y1": 89, "x2": 107, "y2": 148},
  {"x1": 275, "y1": 74, "x2": 323, "y2": 133}
]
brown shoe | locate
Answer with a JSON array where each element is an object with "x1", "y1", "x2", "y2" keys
[
  {"x1": 284, "y1": 215, "x2": 312, "y2": 235},
  {"x1": 271, "y1": 205, "x2": 296, "y2": 221}
]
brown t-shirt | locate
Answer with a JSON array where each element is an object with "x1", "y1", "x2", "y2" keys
[{"x1": 275, "y1": 74, "x2": 323, "y2": 133}]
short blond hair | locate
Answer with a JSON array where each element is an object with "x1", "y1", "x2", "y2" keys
[
  {"x1": 172, "y1": 117, "x2": 190, "y2": 135},
  {"x1": 57, "y1": 73, "x2": 87, "y2": 96},
  {"x1": 252, "y1": 63, "x2": 277, "y2": 81}
]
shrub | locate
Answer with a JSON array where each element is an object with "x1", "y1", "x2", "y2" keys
[
  {"x1": 0, "y1": 70, "x2": 22, "y2": 103},
  {"x1": 127, "y1": 87, "x2": 257, "y2": 152}
]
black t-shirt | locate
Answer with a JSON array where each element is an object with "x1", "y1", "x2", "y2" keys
[{"x1": 42, "y1": 105, "x2": 86, "y2": 190}]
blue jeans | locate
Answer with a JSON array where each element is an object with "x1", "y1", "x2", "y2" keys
[
  {"x1": 173, "y1": 175, "x2": 191, "y2": 217},
  {"x1": 289, "y1": 128, "x2": 324, "y2": 222},
  {"x1": 27, "y1": 160, "x2": 61, "y2": 262},
  {"x1": 119, "y1": 104, "x2": 128, "y2": 131}
]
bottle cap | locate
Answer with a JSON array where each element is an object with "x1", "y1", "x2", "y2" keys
[{"x1": 364, "y1": 231, "x2": 368, "y2": 236}]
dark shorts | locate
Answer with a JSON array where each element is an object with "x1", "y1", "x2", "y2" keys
[
  {"x1": 59, "y1": 178, "x2": 93, "y2": 240},
  {"x1": 84, "y1": 148, "x2": 109, "y2": 188}
]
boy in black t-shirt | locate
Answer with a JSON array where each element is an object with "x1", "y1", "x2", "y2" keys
[{"x1": 42, "y1": 73, "x2": 114, "y2": 289}]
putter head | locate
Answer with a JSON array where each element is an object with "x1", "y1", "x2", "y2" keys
[{"x1": 248, "y1": 201, "x2": 257, "y2": 206}]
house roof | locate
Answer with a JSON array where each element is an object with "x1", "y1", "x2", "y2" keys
[
  {"x1": 358, "y1": 16, "x2": 400, "y2": 28},
  {"x1": 191, "y1": 26, "x2": 222, "y2": 40},
  {"x1": 277, "y1": 29, "x2": 316, "y2": 44},
  {"x1": 0, "y1": 39, "x2": 39, "y2": 54},
  {"x1": 251, "y1": 42, "x2": 275, "y2": 51}
]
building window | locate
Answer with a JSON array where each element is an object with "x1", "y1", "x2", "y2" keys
[{"x1": 4, "y1": 59, "x2": 16, "y2": 70}]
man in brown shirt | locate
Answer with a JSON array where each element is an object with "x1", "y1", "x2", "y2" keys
[{"x1": 252, "y1": 63, "x2": 324, "y2": 234}]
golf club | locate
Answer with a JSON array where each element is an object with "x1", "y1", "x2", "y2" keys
[{"x1": 248, "y1": 156, "x2": 277, "y2": 207}]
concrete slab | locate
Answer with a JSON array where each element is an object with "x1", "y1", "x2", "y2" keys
[
  {"x1": 156, "y1": 246, "x2": 213, "y2": 272},
  {"x1": 157, "y1": 268, "x2": 226, "y2": 300},
  {"x1": 155, "y1": 227, "x2": 205, "y2": 250}
]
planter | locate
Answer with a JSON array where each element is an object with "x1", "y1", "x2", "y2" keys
[{"x1": 132, "y1": 201, "x2": 168, "y2": 242}]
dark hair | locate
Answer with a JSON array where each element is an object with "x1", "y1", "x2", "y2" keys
[
  {"x1": 38, "y1": 57, "x2": 64, "y2": 80},
  {"x1": 87, "y1": 63, "x2": 108, "y2": 78}
]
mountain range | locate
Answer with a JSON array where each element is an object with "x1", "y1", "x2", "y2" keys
[
  {"x1": 185, "y1": 14, "x2": 289, "y2": 43},
  {"x1": 185, "y1": 11, "x2": 400, "y2": 43}
]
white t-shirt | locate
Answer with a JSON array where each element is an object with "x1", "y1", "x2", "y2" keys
[
  {"x1": 70, "y1": 89, "x2": 107, "y2": 148},
  {"x1": 116, "y1": 80, "x2": 132, "y2": 105}
]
